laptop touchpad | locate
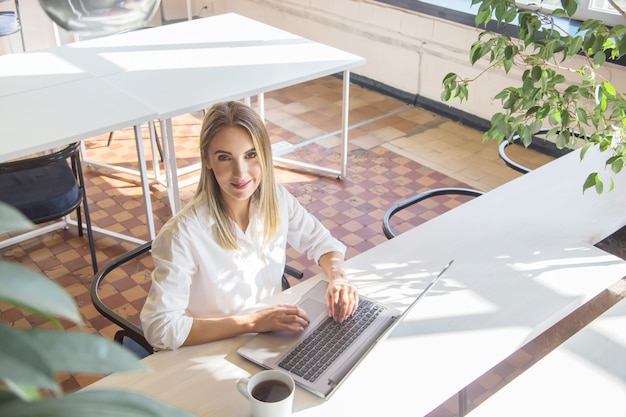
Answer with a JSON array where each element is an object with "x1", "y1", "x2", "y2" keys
[{"x1": 300, "y1": 297, "x2": 327, "y2": 321}]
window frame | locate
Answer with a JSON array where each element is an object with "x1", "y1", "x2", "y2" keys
[
  {"x1": 374, "y1": 1, "x2": 626, "y2": 66},
  {"x1": 515, "y1": 0, "x2": 626, "y2": 26}
]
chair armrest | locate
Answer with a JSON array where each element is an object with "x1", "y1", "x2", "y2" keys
[
  {"x1": 90, "y1": 241, "x2": 154, "y2": 353},
  {"x1": 383, "y1": 188, "x2": 483, "y2": 239}
]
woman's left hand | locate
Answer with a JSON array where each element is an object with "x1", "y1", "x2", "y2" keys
[{"x1": 325, "y1": 278, "x2": 358, "y2": 323}]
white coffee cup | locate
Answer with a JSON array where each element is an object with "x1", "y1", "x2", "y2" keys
[{"x1": 236, "y1": 370, "x2": 295, "y2": 417}]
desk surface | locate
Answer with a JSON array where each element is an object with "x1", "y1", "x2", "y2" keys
[
  {"x1": 0, "y1": 51, "x2": 92, "y2": 97},
  {"x1": 0, "y1": 13, "x2": 364, "y2": 160},
  {"x1": 469, "y1": 297, "x2": 626, "y2": 416},
  {"x1": 0, "y1": 77, "x2": 157, "y2": 162},
  {"x1": 0, "y1": 13, "x2": 365, "y2": 240},
  {"x1": 89, "y1": 146, "x2": 626, "y2": 416},
  {"x1": 57, "y1": 13, "x2": 365, "y2": 119}
]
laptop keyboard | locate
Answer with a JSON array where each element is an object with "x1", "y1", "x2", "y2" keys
[{"x1": 278, "y1": 299, "x2": 385, "y2": 382}]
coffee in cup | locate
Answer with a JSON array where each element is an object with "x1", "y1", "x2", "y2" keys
[
  {"x1": 236, "y1": 370, "x2": 295, "y2": 417},
  {"x1": 251, "y1": 378, "x2": 291, "y2": 402}
]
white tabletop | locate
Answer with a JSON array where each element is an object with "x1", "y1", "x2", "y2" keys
[
  {"x1": 0, "y1": 77, "x2": 157, "y2": 162},
  {"x1": 1, "y1": 13, "x2": 364, "y2": 120},
  {"x1": 56, "y1": 13, "x2": 365, "y2": 213},
  {"x1": 0, "y1": 13, "x2": 364, "y2": 239},
  {"x1": 88, "y1": 145, "x2": 626, "y2": 416},
  {"x1": 63, "y1": 13, "x2": 365, "y2": 119},
  {"x1": 0, "y1": 51, "x2": 93, "y2": 97},
  {"x1": 468, "y1": 297, "x2": 626, "y2": 417}
]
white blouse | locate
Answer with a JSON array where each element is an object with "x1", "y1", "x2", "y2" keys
[{"x1": 140, "y1": 184, "x2": 346, "y2": 350}]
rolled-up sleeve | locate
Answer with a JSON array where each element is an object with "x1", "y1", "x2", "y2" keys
[
  {"x1": 280, "y1": 186, "x2": 346, "y2": 263},
  {"x1": 140, "y1": 228, "x2": 195, "y2": 350}
]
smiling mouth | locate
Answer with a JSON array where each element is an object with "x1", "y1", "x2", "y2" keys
[{"x1": 231, "y1": 179, "x2": 252, "y2": 189}]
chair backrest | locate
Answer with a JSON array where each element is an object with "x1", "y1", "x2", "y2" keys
[
  {"x1": 498, "y1": 128, "x2": 577, "y2": 175},
  {"x1": 498, "y1": 141, "x2": 532, "y2": 175},
  {"x1": 383, "y1": 187, "x2": 484, "y2": 239},
  {"x1": 0, "y1": 142, "x2": 80, "y2": 174},
  {"x1": 0, "y1": 142, "x2": 84, "y2": 223},
  {"x1": 90, "y1": 241, "x2": 154, "y2": 357},
  {"x1": 0, "y1": 142, "x2": 98, "y2": 273}
]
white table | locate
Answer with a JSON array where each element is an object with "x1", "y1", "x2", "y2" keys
[
  {"x1": 0, "y1": 77, "x2": 158, "y2": 243},
  {"x1": 59, "y1": 13, "x2": 365, "y2": 213},
  {"x1": 0, "y1": 13, "x2": 364, "y2": 240},
  {"x1": 0, "y1": 50, "x2": 92, "y2": 97},
  {"x1": 88, "y1": 146, "x2": 626, "y2": 416},
  {"x1": 468, "y1": 296, "x2": 626, "y2": 417}
]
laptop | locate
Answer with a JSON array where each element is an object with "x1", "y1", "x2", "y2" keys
[{"x1": 237, "y1": 259, "x2": 454, "y2": 398}]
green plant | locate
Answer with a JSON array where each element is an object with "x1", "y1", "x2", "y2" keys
[
  {"x1": 441, "y1": 0, "x2": 626, "y2": 193},
  {"x1": 0, "y1": 202, "x2": 194, "y2": 417}
]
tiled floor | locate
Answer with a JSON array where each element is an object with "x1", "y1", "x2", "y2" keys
[{"x1": 2, "y1": 75, "x2": 605, "y2": 415}]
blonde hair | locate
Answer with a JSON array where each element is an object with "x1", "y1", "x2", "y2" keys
[{"x1": 195, "y1": 101, "x2": 280, "y2": 250}]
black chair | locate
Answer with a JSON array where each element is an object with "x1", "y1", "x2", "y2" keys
[
  {"x1": 91, "y1": 241, "x2": 304, "y2": 358},
  {"x1": 91, "y1": 242, "x2": 154, "y2": 358},
  {"x1": 498, "y1": 141, "x2": 532, "y2": 174},
  {"x1": 382, "y1": 187, "x2": 484, "y2": 239},
  {"x1": 0, "y1": 142, "x2": 98, "y2": 273},
  {"x1": 498, "y1": 128, "x2": 578, "y2": 175}
]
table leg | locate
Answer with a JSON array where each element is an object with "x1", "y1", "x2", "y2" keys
[
  {"x1": 134, "y1": 124, "x2": 156, "y2": 240},
  {"x1": 258, "y1": 92, "x2": 265, "y2": 120},
  {"x1": 272, "y1": 71, "x2": 351, "y2": 179},
  {"x1": 148, "y1": 120, "x2": 162, "y2": 182},
  {"x1": 458, "y1": 387, "x2": 467, "y2": 416},
  {"x1": 80, "y1": 123, "x2": 159, "y2": 182},
  {"x1": 340, "y1": 69, "x2": 350, "y2": 178},
  {"x1": 162, "y1": 118, "x2": 182, "y2": 214}
]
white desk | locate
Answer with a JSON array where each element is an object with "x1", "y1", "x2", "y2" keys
[
  {"x1": 468, "y1": 297, "x2": 626, "y2": 417},
  {"x1": 0, "y1": 51, "x2": 92, "y2": 97},
  {"x1": 0, "y1": 77, "x2": 158, "y2": 243},
  {"x1": 0, "y1": 13, "x2": 364, "y2": 240},
  {"x1": 59, "y1": 13, "x2": 365, "y2": 213},
  {"x1": 89, "y1": 146, "x2": 626, "y2": 416}
]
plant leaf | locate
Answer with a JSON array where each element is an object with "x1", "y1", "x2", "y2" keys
[
  {"x1": 0, "y1": 261, "x2": 83, "y2": 324},
  {"x1": 593, "y1": 51, "x2": 606, "y2": 67},
  {"x1": 0, "y1": 389, "x2": 196, "y2": 417},
  {"x1": 562, "y1": 0, "x2": 578, "y2": 16},
  {"x1": 23, "y1": 329, "x2": 148, "y2": 374},
  {"x1": 583, "y1": 172, "x2": 601, "y2": 193},
  {"x1": 0, "y1": 324, "x2": 61, "y2": 397},
  {"x1": 0, "y1": 202, "x2": 32, "y2": 234}
]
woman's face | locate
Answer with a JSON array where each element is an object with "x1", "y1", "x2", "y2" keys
[{"x1": 205, "y1": 126, "x2": 262, "y2": 208}]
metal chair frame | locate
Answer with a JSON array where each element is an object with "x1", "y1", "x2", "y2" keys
[
  {"x1": 498, "y1": 141, "x2": 532, "y2": 174},
  {"x1": 382, "y1": 187, "x2": 484, "y2": 239},
  {"x1": 91, "y1": 241, "x2": 155, "y2": 355},
  {"x1": 498, "y1": 128, "x2": 580, "y2": 175}
]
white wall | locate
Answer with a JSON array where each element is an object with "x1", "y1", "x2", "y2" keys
[
  {"x1": 222, "y1": 0, "x2": 626, "y2": 126},
  {"x1": 218, "y1": 0, "x2": 512, "y2": 122},
  {"x1": 3, "y1": 0, "x2": 626, "y2": 126}
]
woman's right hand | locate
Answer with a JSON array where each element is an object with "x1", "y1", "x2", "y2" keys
[{"x1": 250, "y1": 304, "x2": 310, "y2": 333}]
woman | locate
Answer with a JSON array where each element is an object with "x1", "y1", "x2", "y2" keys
[{"x1": 141, "y1": 101, "x2": 358, "y2": 350}]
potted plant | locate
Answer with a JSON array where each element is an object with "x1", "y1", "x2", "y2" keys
[
  {"x1": 441, "y1": 0, "x2": 626, "y2": 193},
  {"x1": 0, "y1": 202, "x2": 194, "y2": 416}
]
